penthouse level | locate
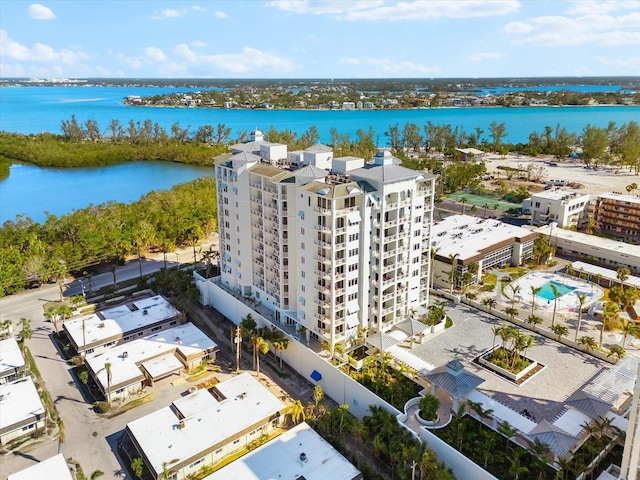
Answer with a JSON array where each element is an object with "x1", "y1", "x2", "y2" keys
[{"x1": 63, "y1": 295, "x2": 180, "y2": 355}]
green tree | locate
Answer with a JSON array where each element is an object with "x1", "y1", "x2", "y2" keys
[
  {"x1": 489, "y1": 121, "x2": 507, "y2": 151},
  {"x1": 618, "y1": 319, "x2": 640, "y2": 348},
  {"x1": 580, "y1": 124, "x2": 609, "y2": 165},
  {"x1": 131, "y1": 457, "x2": 144, "y2": 479},
  {"x1": 104, "y1": 362, "x2": 112, "y2": 404},
  {"x1": 551, "y1": 324, "x2": 569, "y2": 340}
]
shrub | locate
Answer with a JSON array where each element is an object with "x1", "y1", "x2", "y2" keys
[
  {"x1": 445, "y1": 317, "x2": 453, "y2": 328},
  {"x1": 419, "y1": 394, "x2": 440, "y2": 421}
]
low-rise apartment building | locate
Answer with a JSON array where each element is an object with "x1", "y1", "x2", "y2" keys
[
  {"x1": 0, "y1": 377, "x2": 46, "y2": 446},
  {"x1": 121, "y1": 372, "x2": 287, "y2": 480},
  {"x1": 203, "y1": 422, "x2": 362, "y2": 480},
  {"x1": 523, "y1": 189, "x2": 590, "y2": 228},
  {"x1": 63, "y1": 295, "x2": 180, "y2": 355},
  {"x1": 7, "y1": 454, "x2": 73, "y2": 480},
  {"x1": 431, "y1": 215, "x2": 536, "y2": 289},
  {"x1": 0, "y1": 337, "x2": 26, "y2": 384},
  {"x1": 535, "y1": 225, "x2": 640, "y2": 275},
  {"x1": 85, "y1": 323, "x2": 218, "y2": 401},
  {"x1": 594, "y1": 192, "x2": 640, "y2": 243}
]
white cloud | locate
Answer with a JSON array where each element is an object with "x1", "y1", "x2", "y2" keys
[
  {"x1": 214, "y1": 11, "x2": 229, "y2": 19},
  {"x1": 151, "y1": 8, "x2": 182, "y2": 20},
  {"x1": 27, "y1": 4, "x2": 56, "y2": 20},
  {"x1": 504, "y1": 10, "x2": 640, "y2": 46},
  {"x1": 469, "y1": 51, "x2": 501, "y2": 61},
  {"x1": 565, "y1": 0, "x2": 639, "y2": 16},
  {"x1": 192, "y1": 5, "x2": 206, "y2": 12},
  {"x1": 173, "y1": 44, "x2": 197, "y2": 63},
  {"x1": 144, "y1": 46, "x2": 166, "y2": 62},
  {"x1": 595, "y1": 55, "x2": 640, "y2": 72},
  {"x1": 190, "y1": 41, "x2": 207, "y2": 48},
  {"x1": 267, "y1": 0, "x2": 520, "y2": 20},
  {"x1": 0, "y1": 29, "x2": 89, "y2": 65},
  {"x1": 199, "y1": 47, "x2": 295, "y2": 73},
  {"x1": 339, "y1": 56, "x2": 440, "y2": 74}
]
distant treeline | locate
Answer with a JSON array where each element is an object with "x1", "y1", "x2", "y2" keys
[{"x1": 0, "y1": 178, "x2": 217, "y2": 296}]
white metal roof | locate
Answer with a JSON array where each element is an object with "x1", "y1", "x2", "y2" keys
[
  {"x1": 64, "y1": 295, "x2": 178, "y2": 350},
  {"x1": 203, "y1": 423, "x2": 361, "y2": 480},
  {"x1": 7, "y1": 454, "x2": 73, "y2": 480},
  {"x1": 0, "y1": 377, "x2": 45, "y2": 431},
  {"x1": 467, "y1": 391, "x2": 537, "y2": 434},
  {"x1": 85, "y1": 323, "x2": 217, "y2": 391},
  {"x1": 570, "y1": 261, "x2": 640, "y2": 289},
  {"x1": 432, "y1": 215, "x2": 535, "y2": 262},
  {"x1": 125, "y1": 372, "x2": 286, "y2": 476},
  {"x1": 0, "y1": 337, "x2": 25, "y2": 376}
]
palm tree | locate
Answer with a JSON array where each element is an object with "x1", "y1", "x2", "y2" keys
[
  {"x1": 551, "y1": 324, "x2": 569, "y2": 340},
  {"x1": 530, "y1": 286, "x2": 542, "y2": 316},
  {"x1": 447, "y1": 253, "x2": 460, "y2": 293},
  {"x1": 617, "y1": 267, "x2": 630, "y2": 289},
  {"x1": 19, "y1": 318, "x2": 32, "y2": 372},
  {"x1": 504, "y1": 306, "x2": 519, "y2": 321},
  {"x1": 618, "y1": 319, "x2": 640, "y2": 348},
  {"x1": 467, "y1": 399, "x2": 494, "y2": 425},
  {"x1": 104, "y1": 362, "x2": 112, "y2": 404},
  {"x1": 483, "y1": 297, "x2": 498, "y2": 312},
  {"x1": 483, "y1": 203, "x2": 490, "y2": 218},
  {"x1": 550, "y1": 283, "x2": 560, "y2": 327},
  {"x1": 578, "y1": 335, "x2": 597, "y2": 352},
  {"x1": 89, "y1": 471, "x2": 104, "y2": 480},
  {"x1": 601, "y1": 302, "x2": 621, "y2": 348},
  {"x1": 429, "y1": 247, "x2": 438, "y2": 292},
  {"x1": 131, "y1": 457, "x2": 144, "y2": 479},
  {"x1": 460, "y1": 196, "x2": 468, "y2": 215},
  {"x1": 0, "y1": 319, "x2": 12, "y2": 339},
  {"x1": 608, "y1": 345, "x2": 626, "y2": 362},
  {"x1": 575, "y1": 293, "x2": 587, "y2": 341},
  {"x1": 273, "y1": 337, "x2": 289, "y2": 369},
  {"x1": 508, "y1": 453, "x2": 529, "y2": 480},
  {"x1": 57, "y1": 419, "x2": 65, "y2": 453},
  {"x1": 498, "y1": 420, "x2": 517, "y2": 451},
  {"x1": 288, "y1": 400, "x2": 306, "y2": 425},
  {"x1": 254, "y1": 336, "x2": 269, "y2": 377},
  {"x1": 416, "y1": 449, "x2": 439, "y2": 479}
]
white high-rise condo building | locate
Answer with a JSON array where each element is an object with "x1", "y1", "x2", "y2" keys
[{"x1": 215, "y1": 130, "x2": 436, "y2": 351}]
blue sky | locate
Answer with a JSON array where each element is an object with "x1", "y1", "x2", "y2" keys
[{"x1": 1, "y1": 0, "x2": 639, "y2": 78}]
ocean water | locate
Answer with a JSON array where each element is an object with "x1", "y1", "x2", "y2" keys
[
  {"x1": 1, "y1": 86, "x2": 639, "y2": 144},
  {"x1": 1, "y1": 85, "x2": 639, "y2": 223}
]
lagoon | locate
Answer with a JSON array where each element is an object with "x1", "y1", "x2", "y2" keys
[
  {"x1": 2, "y1": 85, "x2": 640, "y2": 224},
  {"x1": 0, "y1": 161, "x2": 214, "y2": 224}
]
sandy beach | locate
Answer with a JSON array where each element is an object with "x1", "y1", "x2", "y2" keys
[{"x1": 483, "y1": 153, "x2": 639, "y2": 196}]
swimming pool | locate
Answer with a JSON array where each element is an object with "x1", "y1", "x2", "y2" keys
[{"x1": 536, "y1": 281, "x2": 575, "y2": 301}]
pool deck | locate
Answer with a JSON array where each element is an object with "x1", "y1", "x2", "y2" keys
[
  {"x1": 411, "y1": 302, "x2": 609, "y2": 425},
  {"x1": 511, "y1": 271, "x2": 604, "y2": 313}
]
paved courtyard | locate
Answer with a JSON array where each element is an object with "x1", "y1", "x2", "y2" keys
[{"x1": 411, "y1": 302, "x2": 609, "y2": 423}]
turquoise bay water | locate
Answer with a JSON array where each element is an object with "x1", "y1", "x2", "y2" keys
[
  {"x1": 0, "y1": 161, "x2": 214, "y2": 224},
  {"x1": 1, "y1": 85, "x2": 639, "y2": 224},
  {"x1": 536, "y1": 281, "x2": 575, "y2": 301},
  {"x1": 2, "y1": 86, "x2": 640, "y2": 144}
]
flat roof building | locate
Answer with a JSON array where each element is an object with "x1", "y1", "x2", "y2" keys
[
  {"x1": 63, "y1": 295, "x2": 180, "y2": 355},
  {"x1": 523, "y1": 189, "x2": 591, "y2": 228},
  {"x1": 85, "y1": 323, "x2": 218, "y2": 401},
  {"x1": 203, "y1": 422, "x2": 362, "y2": 480},
  {"x1": 0, "y1": 377, "x2": 46, "y2": 446},
  {"x1": 431, "y1": 215, "x2": 536, "y2": 289},
  {"x1": 594, "y1": 192, "x2": 640, "y2": 244},
  {"x1": 0, "y1": 337, "x2": 26, "y2": 384},
  {"x1": 122, "y1": 372, "x2": 287, "y2": 480},
  {"x1": 535, "y1": 225, "x2": 640, "y2": 275},
  {"x1": 7, "y1": 453, "x2": 73, "y2": 480}
]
